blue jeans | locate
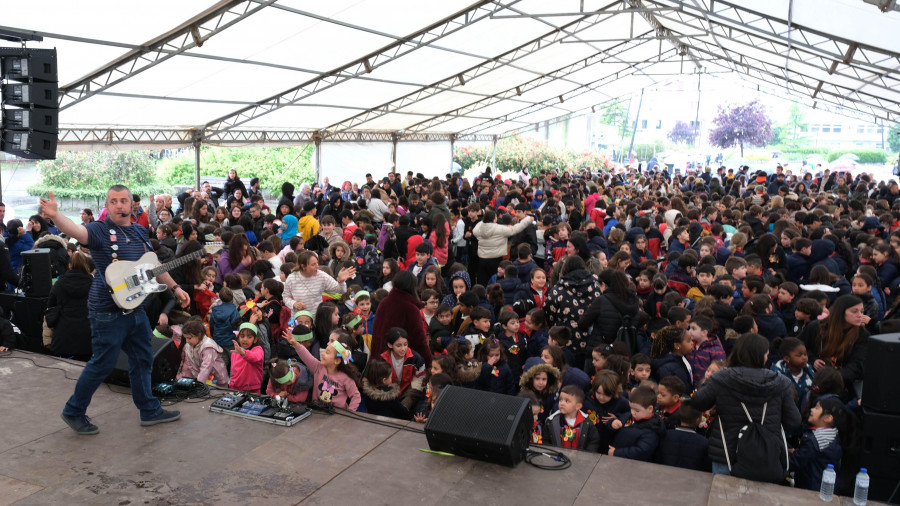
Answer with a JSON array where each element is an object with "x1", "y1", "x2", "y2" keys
[
  {"x1": 63, "y1": 309, "x2": 162, "y2": 421},
  {"x1": 711, "y1": 461, "x2": 731, "y2": 475}
]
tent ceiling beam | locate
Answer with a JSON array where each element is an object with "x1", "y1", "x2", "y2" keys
[
  {"x1": 57, "y1": 129, "x2": 496, "y2": 147},
  {"x1": 203, "y1": 0, "x2": 515, "y2": 136},
  {"x1": 459, "y1": 58, "x2": 664, "y2": 135},
  {"x1": 405, "y1": 36, "x2": 664, "y2": 133},
  {"x1": 324, "y1": 0, "x2": 634, "y2": 134},
  {"x1": 57, "y1": 0, "x2": 277, "y2": 111}
]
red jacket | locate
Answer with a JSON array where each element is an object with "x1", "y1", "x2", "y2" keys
[{"x1": 380, "y1": 348, "x2": 425, "y2": 394}]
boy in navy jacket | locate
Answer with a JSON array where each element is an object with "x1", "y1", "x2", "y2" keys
[
  {"x1": 608, "y1": 386, "x2": 666, "y2": 462},
  {"x1": 655, "y1": 403, "x2": 709, "y2": 472}
]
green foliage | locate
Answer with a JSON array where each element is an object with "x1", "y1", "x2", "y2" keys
[
  {"x1": 453, "y1": 136, "x2": 612, "y2": 175},
  {"x1": 782, "y1": 103, "x2": 809, "y2": 148},
  {"x1": 27, "y1": 182, "x2": 170, "y2": 201},
  {"x1": 825, "y1": 150, "x2": 887, "y2": 164},
  {"x1": 37, "y1": 151, "x2": 158, "y2": 189},
  {"x1": 599, "y1": 99, "x2": 630, "y2": 140},
  {"x1": 888, "y1": 124, "x2": 900, "y2": 153},
  {"x1": 614, "y1": 141, "x2": 666, "y2": 162},
  {"x1": 770, "y1": 146, "x2": 829, "y2": 155},
  {"x1": 157, "y1": 145, "x2": 314, "y2": 194}
]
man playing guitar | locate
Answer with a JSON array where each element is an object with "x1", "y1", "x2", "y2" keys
[{"x1": 41, "y1": 185, "x2": 191, "y2": 434}]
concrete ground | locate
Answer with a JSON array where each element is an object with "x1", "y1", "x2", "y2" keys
[{"x1": 0, "y1": 351, "x2": 867, "y2": 505}]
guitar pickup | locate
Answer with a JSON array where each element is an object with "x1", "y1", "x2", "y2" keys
[{"x1": 125, "y1": 274, "x2": 141, "y2": 288}]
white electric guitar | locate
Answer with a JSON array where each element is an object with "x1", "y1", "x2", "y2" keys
[{"x1": 105, "y1": 243, "x2": 222, "y2": 310}]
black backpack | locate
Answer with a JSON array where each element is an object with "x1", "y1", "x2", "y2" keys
[
  {"x1": 720, "y1": 401, "x2": 789, "y2": 484},
  {"x1": 614, "y1": 312, "x2": 638, "y2": 356}
]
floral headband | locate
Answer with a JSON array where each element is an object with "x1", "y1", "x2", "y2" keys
[{"x1": 331, "y1": 341, "x2": 353, "y2": 365}]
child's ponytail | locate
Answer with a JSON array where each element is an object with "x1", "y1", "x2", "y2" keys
[{"x1": 650, "y1": 325, "x2": 684, "y2": 359}]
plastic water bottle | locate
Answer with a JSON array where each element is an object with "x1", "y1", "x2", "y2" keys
[
  {"x1": 819, "y1": 464, "x2": 836, "y2": 502},
  {"x1": 853, "y1": 468, "x2": 869, "y2": 505}
]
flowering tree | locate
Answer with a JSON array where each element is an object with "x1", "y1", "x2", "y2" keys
[
  {"x1": 708, "y1": 99, "x2": 773, "y2": 157},
  {"x1": 667, "y1": 121, "x2": 696, "y2": 144}
]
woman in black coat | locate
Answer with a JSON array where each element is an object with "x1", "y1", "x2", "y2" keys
[
  {"x1": 797, "y1": 294, "x2": 869, "y2": 400},
  {"x1": 578, "y1": 269, "x2": 641, "y2": 360},
  {"x1": 686, "y1": 333, "x2": 801, "y2": 478},
  {"x1": 48, "y1": 252, "x2": 93, "y2": 361}
]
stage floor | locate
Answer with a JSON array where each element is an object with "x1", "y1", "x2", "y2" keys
[{"x1": 0, "y1": 351, "x2": 865, "y2": 505}]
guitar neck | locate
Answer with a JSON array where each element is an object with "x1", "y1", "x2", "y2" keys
[{"x1": 147, "y1": 249, "x2": 204, "y2": 279}]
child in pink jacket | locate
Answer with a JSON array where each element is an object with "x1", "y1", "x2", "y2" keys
[{"x1": 177, "y1": 320, "x2": 229, "y2": 385}]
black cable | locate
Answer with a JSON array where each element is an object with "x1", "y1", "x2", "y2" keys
[
  {"x1": 0, "y1": 352, "x2": 83, "y2": 381},
  {"x1": 326, "y1": 406, "x2": 426, "y2": 434},
  {"x1": 524, "y1": 447, "x2": 572, "y2": 470}
]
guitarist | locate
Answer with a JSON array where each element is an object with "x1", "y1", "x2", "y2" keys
[{"x1": 41, "y1": 185, "x2": 191, "y2": 435}]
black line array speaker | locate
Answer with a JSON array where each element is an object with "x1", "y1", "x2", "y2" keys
[
  {"x1": 105, "y1": 336, "x2": 181, "y2": 387},
  {"x1": 424, "y1": 386, "x2": 532, "y2": 467},
  {"x1": 860, "y1": 408, "x2": 900, "y2": 503},
  {"x1": 862, "y1": 333, "x2": 900, "y2": 414},
  {"x1": 20, "y1": 248, "x2": 52, "y2": 297}
]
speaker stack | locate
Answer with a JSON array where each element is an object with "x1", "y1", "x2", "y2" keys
[
  {"x1": 20, "y1": 248, "x2": 52, "y2": 297},
  {"x1": 424, "y1": 386, "x2": 532, "y2": 467},
  {"x1": 105, "y1": 336, "x2": 181, "y2": 388},
  {"x1": 860, "y1": 333, "x2": 900, "y2": 503}
]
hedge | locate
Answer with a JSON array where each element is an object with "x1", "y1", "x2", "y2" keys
[
  {"x1": 825, "y1": 149, "x2": 888, "y2": 164},
  {"x1": 454, "y1": 136, "x2": 612, "y2": 175},
  {"x1": 27, "y1": 183, "x2": 172, "y2": 203},
  {"x1": 157, "y1": 145, "x2": 314, "y2": 194}
]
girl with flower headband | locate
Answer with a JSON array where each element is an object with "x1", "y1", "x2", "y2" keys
[
  {"x1": 229, "y1": 320, "x2": 265, "y2": 393},
  {"x1": 279, "y1": 325, "x2": 361, "y2": 411},
  {"x1": 276, "y1": 312, "x2": 318, "y2": 362},
  {"x1": 265, "y1": 357, "x2": 313, "y2": 404}
]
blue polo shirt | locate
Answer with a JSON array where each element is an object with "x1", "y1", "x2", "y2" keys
[{"x1": 86, "y1": 220, "x2": 151, "y2": 312}]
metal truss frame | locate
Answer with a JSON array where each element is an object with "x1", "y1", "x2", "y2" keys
[
  {"x1": 57, "y1": 128, "x2": 494, "y2": 146},
  {"x1": 57, "y1": 0, "x2": 276, "y2": 111},
  {"x1": 27, "y1": 0, "x2": 900, "y2": 150},
  {"x1": 324, "y1": 0, "x2": 635, "y2": 134},
  {"x1": 203, "y1": 0, "x2": 516, "y2": 135}
]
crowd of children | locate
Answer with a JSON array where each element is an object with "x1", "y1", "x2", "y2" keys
[{"x1": 29, "y1": 165, "x2": 897, "y2": 490}]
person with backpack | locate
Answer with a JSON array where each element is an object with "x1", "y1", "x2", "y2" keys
[
  {"x1": 685, "y1": 333, "x2": 801, "y2": 481},
  {"x1": 577, "y1": 269, "x2": 641, "y2": 366}
]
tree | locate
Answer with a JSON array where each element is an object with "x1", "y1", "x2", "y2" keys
[
  {"x1": 667, "y1": 120, "x2": 696, "y2": 144},
  {"x1": 785, "y1": 103, "x2": 808, "y2": 147},
  {"x1": 708, "y1": 99, "x2": 773, "y2": 157},
  {"x1": 599, "y1": 99, "x2": 630, "y2": 140},
  {"x1": 888, "y1": 124, "x2": 900, "y2": 153}
]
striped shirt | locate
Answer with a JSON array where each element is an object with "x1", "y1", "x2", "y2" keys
[
  {"x1": 283, "y1": 270, "x2": 346, "y2": 315},
  {"x1": 86, "y1": 220, "x2": 152, "y2": 312}
]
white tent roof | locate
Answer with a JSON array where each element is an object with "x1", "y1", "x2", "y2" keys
[{"x1": 3, "y1": 0, "x2": 899, "y2": 147}]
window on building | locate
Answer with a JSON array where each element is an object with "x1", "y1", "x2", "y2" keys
[
  {"x1": 868, "y1": 126, "x2": 875, "y2": 133},
  {"x1": 833, "y1": 125, "x2": 841, "y2": 133},
  {"x1": 857, "y1": 125, "x2": 865, "y2": 134},
  {"x1": 878, "y1": 126, "x2": 884, "y2": 133},
  {"x1": 656, "y1": 120, "x2": 662, "y2": 129},
  {"x1": 641, "y1": 119, "x2": 647, "y2": 129},
  {"x1": 811, "y1": 125, "x2": 819, "y2": 133},
  {"x1": 822, "y1": 125, "x2": 831, "y2": 133}
]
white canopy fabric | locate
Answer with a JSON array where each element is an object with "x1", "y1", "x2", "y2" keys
[{"x1": 3, "y1": 0, "x2": 898, "y2": 148}]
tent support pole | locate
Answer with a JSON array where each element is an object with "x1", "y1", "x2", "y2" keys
[
  {"x1": 314, "y1": 135, "x2": 322, "y2": 184},
  {"x1": 491, "y1": 135, "x2": 498, "y2": 175},
  {"x1": 450, "y1": 134, "x2": 456, "y2": 173},
  {"x1": 192, "y1": 130, "x2": 201, "y2": 190},
  {"x1": 391, "y1": 133, "x2": 398, "y2": 174}
]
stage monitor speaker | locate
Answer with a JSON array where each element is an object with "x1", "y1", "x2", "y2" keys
[
  {"x1": 860, "y1": 408, "x2": 900, "y2": 503},
  {"x1": 106, "y1": 336, "x2": 181, "y2": 388},
  {"x1": 20, "y1": 248, "x2": 52, "y2": 297},
  {"x1": 424, "y1": 386, "x2": 531, "y2": 467},
  {"x1": 862, "y1": 333, "x2": 900, "y2": 414}
]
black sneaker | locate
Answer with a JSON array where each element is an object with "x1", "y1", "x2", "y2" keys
[
  {"x1": 61, "y1": 413, "x2": 99, "y2": 435},
  {"x1": 140, "y1": 409, "x2": 181, "y2": 426}
]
